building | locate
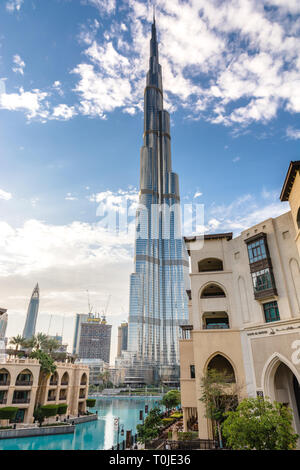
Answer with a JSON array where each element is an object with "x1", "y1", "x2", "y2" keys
[
  {"x1": 280, "y1": 160, "x2": 300, "y2": 257},
  {"x1": 0, "y1": 358, "x2": 89, "y2": 423},
  {"x1": 23, "y1": 284, "x2": 39, "y2": 340},
  {"x1": 49, "y1": 334, "x2": 68, "y2": 353},
  {"x1": 124, "y1": 17, "x2": 189, "y2": 385},
  {"x1": 76, "y1": 358, "x2": 109, "y2": 386},
  {"x1": 72, "y1": 313, "x2": 88, "y2": 355},
  {"x1": 180, "y1": 164, "x2": 300, "y2": 439},
  {"x1": 117, "y1": 322, "x2": 128, "y2": 358},
  {"x1": 77, "y1": 315, "x2": 112, "y2": 364},
  {"x1": 0, "y1": 308, "x2": 8, "y2": 362}
]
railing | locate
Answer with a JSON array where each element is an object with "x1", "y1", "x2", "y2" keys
[
  {"x1": 49, "y1": 381, "x2": 58, "y2": 386},
  {"x1": 12, "y1": 398, "x2": 30, "y2": 404},
  {"x1": 80, "y1": 382, "x2": 87, "y2": 386},
  {"x1": 204, "y1": 324, "x2": 229, "y2": 330},
  {"x1": 79, "y1": 394, "x2": 86, "y2": 399},
  {"x1": 59, "y1": 397, "x2": 67, "y2": 401},
  {"x1": 15, "y1": 380, "x2": 33, "y2": 386},
  {"x1": 0, "y1": 380, "x2": 10, "y2": 386},
  {"x1": 61, "y1": 382, "x2": 69, "y2": 386},
  {"x1": 0, "y1": 398, "x2": 7, "y2": 404},
  {"x1": 48, "y1": 397, "x2": 56, "y2": 401},
  {"x1": 159, "y1": 439, "x2": 218, "y2": 450}
]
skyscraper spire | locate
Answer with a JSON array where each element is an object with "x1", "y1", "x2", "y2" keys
[
  {"x1": 124, "y1": 19, "x2": 189, "y2": 384},
  {"x1": 23, "y1": 283, "x2": 40, "y2": 339}
]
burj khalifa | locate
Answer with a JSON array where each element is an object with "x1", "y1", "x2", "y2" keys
[{"x1": 124, "y1": 18, "x2": 189, "y2": 384}]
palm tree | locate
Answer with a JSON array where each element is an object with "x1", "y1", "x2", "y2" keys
[
  {"x1": 27, "y1": 333, "x2": 49, "y2": 351},
  {"x1": 9, "y1": 335, "x2": 26, "y2": 354},
  {"x1": 43, "y1": 338, "x2": 60, "y2": 355}
]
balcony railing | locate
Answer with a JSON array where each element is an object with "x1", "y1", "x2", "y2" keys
[
  {"x1": 15, "y1": 380, "x2": 33, "y2": 386},
  {"x1": 12, "y1": 398, "x2": 30, "y2": 404},
  {"x1": 0, "y1": 380, "x2": 10, "y2": 386},
  {"x1": 59, "y1": 397, "x2": 67, "y2": 401},
  {"x1": 79, "y1": 394, "x2": 86, "y2": 399},
  {"x1": 61, "y1": 381, "x2": 69, "y2": 386},
  {"x1": 80, "y1": 382, "x2": 87, "y2": 386},
  {"x1": 47, "y1": 397, "x2": 56, "y2": 401},
  {"x1": 0, "y1": 398, "x2": 7, "y2": 404},
  {"x1": 49, "y1": 381, "x2": 58, "y2": 386}
]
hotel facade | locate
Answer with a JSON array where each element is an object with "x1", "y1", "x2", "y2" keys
[
  {"x1": 180, "y1": 161, "x2": 300, "y2": 440},
  {"x1": 0, "y1": 358, "x2": 89, "y2": 424}
]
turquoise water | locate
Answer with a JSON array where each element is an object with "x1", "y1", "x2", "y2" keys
[{"x1": 0, "y1": 397, "x2": 161, "y2": 450}]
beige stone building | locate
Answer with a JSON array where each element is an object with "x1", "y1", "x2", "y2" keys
[
  {"x1": 0, "y1": 358, "x2": 89, "y2": 424},
  {"x1": 180, "y1": 161, "x2": 300, "y2": 441}
]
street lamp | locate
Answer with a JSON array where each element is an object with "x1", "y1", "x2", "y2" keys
[{"x1": 114, "y1": 417, "x2": 124, "y2": 449}]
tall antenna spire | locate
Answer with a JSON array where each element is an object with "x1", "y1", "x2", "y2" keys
[{"x1": 153, "y1": 3, "x2": 155, "y2": 24}]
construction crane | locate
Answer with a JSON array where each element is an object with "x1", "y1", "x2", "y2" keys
[
  {"x1": 101, "y1": 294, "x2": 111, "y2": 323},
  {"x1": 86, "y1": 290, "x2": 93, "y2": 317}
]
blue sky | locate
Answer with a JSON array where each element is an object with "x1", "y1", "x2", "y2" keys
[{"x1": 0, "y1": 0, "x2": 299, "y2": 361}]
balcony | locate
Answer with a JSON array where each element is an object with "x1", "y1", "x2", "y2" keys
[
  {"x1": 59, "y1": 396, "x2": 67, "y2": 401},
  {"x1": 61, "y1": 381, "x2": 68, "y2": 386},
  {"x1": 79, "y1": 394, "x2": 86, "y2": 399},
  {"x1": 49, "y1": 381, "x2": 58, "y2": 386},
  {"x1": 0, "y1": 380, "x2": 10, "y2": 386},
  {"x1": 0, "y1": 398, "x2": 7, "y2": 404},
  {"x1": 15, "y1": 380, "x2": 33, "y2": 386},
  {"x1": 47, "y1": 397, "x2": 56, "y2": 402},
  {"x1": 12, "y1": 398, "x2": 30, "y2": 404}
]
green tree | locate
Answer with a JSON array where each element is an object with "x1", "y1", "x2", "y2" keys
[
  {"x1": 137, "y1": 407, "x2": 163, "y2": 444},
  {"x1": 86, "y1": 398, "x2": 96, "y2": 408},
  {"x1": 9, "y1": 335, "x2": 26, "y2": 354},
  {"x1": 33, "y1": 405, "x2": 45, "y2": 427},
  {"x1": 29, "y1": 349, "x2": 56, "y2": 404},
  {"x1": 161, "y1": 390, "x2": 181, "y2": 414},
  {"x1": 200, "y1": 369, "x2": 240, "y2": 448},
  {"x1": 43, "y1": 338, "x2": 61, "y2": 355},
  {"x1": 27, "y1": 333, "x2": 49, "y2": 352},
  {"x1": 222, "y1": 397, "x2": 299, "y2": 450}
]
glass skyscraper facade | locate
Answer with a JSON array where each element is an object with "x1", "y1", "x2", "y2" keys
[
  {"x1": 23, "y1": 283, "x2": 39, "y2": 339},
  {"x1": 126, "y1": 19, "x2": 189, "y2": 384}
]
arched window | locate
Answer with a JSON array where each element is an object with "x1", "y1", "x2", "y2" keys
[
  {"x1": 15, "y1": 369, "x2": 33, "y2": 386},
  {"x1": 198, "y1": 258, "x2": 223, "y2": 272},
  {"x1": 49, "y1": 372, "x2": 58, "y2": 386},
  {"x1": 207, "y1": 354, "x2": 236, "y2": 383},
  {"x1": 201, "y1": 284, "x2": 226, "y2": 298},
  {"x1": 0, "y1": 368, "x2": 10, "y2": 386},
  {"x1": 297, "y1": 207, "x2": 300, "y2": 229},
  {"x1": 203, "y1": 312, "x2": 229, "y2": 330},
  {"x1": 61, "y1": 372, "x2": 69, "y2": 386},
  {"x1": 80, "y1": 373, "x2": 87, "y2": 386}
]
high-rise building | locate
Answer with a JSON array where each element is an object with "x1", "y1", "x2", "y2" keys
[
  {"x1": 117, "y1": 322, "x2": 128, "y2": 357},
  {"x1": 0, "y1": 308, "x2": 8, "y2": 361},
  {"x1": 23, "y1": 284, "x2": 39, "y2": 340},
  {"x1": 78, "y1": 316, "x2": 112, "y2": 364},
  {"x1": 125, "y1": 18, "x2": 189, "y2": 384},
  {"x1": 72, "y1": 313, "x2": 88, "y2": 355}
]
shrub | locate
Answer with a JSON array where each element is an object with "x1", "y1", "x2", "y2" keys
[
  {"x1": 161, "y1": 418, "x2": 175, "y2": 426},
  {"x1": 170, "y1": 412, "x2": 183, "y2": 419},
  {"x1": 0, "y1": 407, "x2": 19, "y2": 421},
  {"x1": 86, "y1": 398, "x2": 96, "y2": 408},
  {"x1": 57, "y1": 404, "x2": 68, "y2": 415},
  {"x1": 41, "y1": 404, "x2": 58, "y2": 418},
  {"x1": 178, "y1": 431, "x2": 198, "y2": 441}
]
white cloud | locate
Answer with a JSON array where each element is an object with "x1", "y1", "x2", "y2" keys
[
  {"x1": 65, "y1": 193, "x2": 78, "y2": 201},
  {"x1": 71, "y1": 0, "x2": 300, "y2": 127},
  {"x1": 52, "y1": 104, "x2": 77, "y2": 120},
  {"x1": 82, "y1": 0, "x2": 116, "y2": 14},
  {"x1": 0, "y1": 87, "x2": 48, "y2": 119},
  {"x1": 286, "y1": 126, "x2": 300, "y2": 140},
  {"x1": 232, "y1": 156, "x2": 240, "y2": 163},
  {"x1": 6, "y1": 0, "x2": 23, "y2": 12},
  {"x1": 0, "y1": 189, "x2": 12, "y2": 201},
  {"x1": 193, "y1": 192, "x2": 203, "y2": 199},
  {"x1": 12, "y1": 54, "x2": 25, "y2": 75}
]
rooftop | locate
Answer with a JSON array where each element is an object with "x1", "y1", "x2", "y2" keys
[{"x1": 280, "y1": 160, "x2": 300, "y2": 201}]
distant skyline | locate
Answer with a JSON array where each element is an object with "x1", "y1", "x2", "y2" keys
[{"x1": 0, "y1": 0, "x2": 299, "y2": 362}]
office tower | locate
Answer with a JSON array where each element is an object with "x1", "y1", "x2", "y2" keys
[
  {"x1": 117, "y1": 322, "x2": 128, "y2": 357},
  {"x1": 23, "y1": 284, "x2": 39, "y2": 340},
  {"x1": 78, "y1": 316, "x2": 112, "y2": 364},
  {"x1": 126, "y1": 18, "x2": 189, "y2": 384},
  {"x1": 72, "y1": 313, "x2": 89, "y2": 355}
]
